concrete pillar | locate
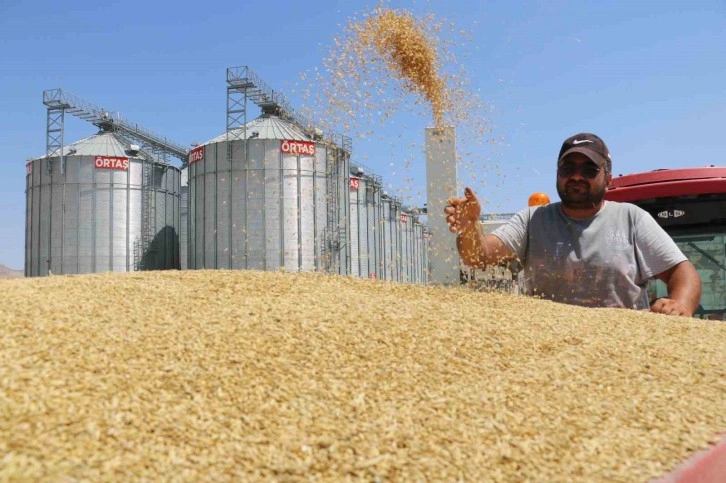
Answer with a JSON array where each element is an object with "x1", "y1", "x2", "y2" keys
[{"x1": 425, "y1": 126, "x2": 460, "y2": 285}]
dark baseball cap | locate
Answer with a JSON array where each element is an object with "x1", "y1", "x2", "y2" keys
[{"x1": 558, "y1": 133, "x2": 611, "y2": 170}]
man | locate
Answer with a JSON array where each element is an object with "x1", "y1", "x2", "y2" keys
[{"x1": 444, "y1": 133, "x2": 701, "y2": 317}]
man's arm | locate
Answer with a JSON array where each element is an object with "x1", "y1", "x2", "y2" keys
[
  {"x1": 651, "y1": 260, "x2": 702, "y2": 317},
  {"x1": 456, "y1": 226, "x2": 516, "y2": 269},
  {"x1": 445, "y1": 188, "x2": 517, "y2": 269}
]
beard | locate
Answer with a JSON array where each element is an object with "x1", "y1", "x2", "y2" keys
[{"x1": 557, "y1": 180, "x2": 607, "y2": 210}]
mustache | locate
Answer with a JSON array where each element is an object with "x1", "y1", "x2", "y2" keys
[{"x1": 565, "y1": 181, "x2": 589, "y2": 189}]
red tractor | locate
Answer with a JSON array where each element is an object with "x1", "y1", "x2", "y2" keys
[{"x1": 605, "y1": 166, "x2": 726, "y2": 320}]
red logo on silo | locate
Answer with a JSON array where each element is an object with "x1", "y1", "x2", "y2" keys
[
  {"x1": 94, "y1": 156, "x2": 129, "y2": 170},
  {"x1": 349, "y1": 177, "x2": 360, "y2": 190},
  {"x1": 189, "y1": 146, "x2": 204, "y2": 164},
  {"x1": 280, "y1": 140, "x2": 316, "y2": 156},
  {"x1": 26, "y1": 162, "x2": 32, "y2": 176},
  {"x1": 400, "y1": 213, "x2": 408, "y2": 223}
]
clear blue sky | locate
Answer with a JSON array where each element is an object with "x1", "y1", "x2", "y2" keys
[{"x1": 1, "y1": 0, "x2": 725, "y2": 270}]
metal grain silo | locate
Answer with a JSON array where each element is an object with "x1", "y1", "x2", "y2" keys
[
  {"x1": 349, "y1": 165, "x2": 383, "y2": 279},
  {"x1": 25, "y1": 131, "x2": 181, "y2": 276},
  {"x1": 188, "y1": 114, "x2": 349, "y2": 273}
]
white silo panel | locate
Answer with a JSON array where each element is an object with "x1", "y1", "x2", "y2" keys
[
  {"x1": 154, "y1": 188, "x2": 165, "y2": 269},
  {"x1": 380, "y1": 198, "x2": 391, "y2": 281},
  {"x1": 180, "y1": 168, "x2": 188, "y2": 270},
  {"x1": 331, "y1": 151, "x2": 351, "y2": 276},
  {"x1": 78, "y1": 183, "x2": 94, "y2": 273},
  {"x1": 383, "y1": 199, "x2": 394, "y2": 282},
  {"x1": 113, "y1": 187, "x2": 128, "y2": 271},
  {"x1": 366, "y1": 186, "x2": 379, "y2": 279},
  {"x1": 49, "y1": 175, "x2": 64, "y2": 274},
  {"x1": 128, "y1": 168, "x2": 142, "y2": 271},
  {"x1": 191, "y1": 165, "x2": 204, "y2": 267},
  {"x1": 95, "y1": 186, "x2": 111, "y2": 271},
  {"x1": 112, "y1": 164, "x2": 130, "y2": 269},
  {"x1": 313, "y1": 149, "x2": 327, "y2": 271},
  {"x1": 282, "y1": 153, "x2": 299, "y2": 270},
  {"x1": 399, "y1": 215, "x2": 408, "y2": 283},
  {"x1": 24, "y1": 166, "x2": 32, "y2": 276},
  {"x1": 29, "y1": 164, "x2": 41, "y2": 275},
  {"x1": 229, "y1": 148, "x2": 245, "y2": 270},
  {"x1": 61, "y1": 158, "x2": 77, "y2": 273},
  {"x1": 419, "y1": 224, "x2": 429, "y2": 285},
  {"x1": 204, "y1": 165, "x2": 217, "y2": 266},
  {"x1": 168, "y1": 169, "x2": 181, "y2": 269},
  {"x1": 35, "y1": 163, "x2": 49, "y2": 275},
  {"x1": 62, "y1": 185, "x2": 79, "y2": 273},
  {"x1": 215, "y1": 145, "x2": 232, "y2": 269},
  {"x1": 359, "y1": 178, "x2": 370, "y2": 278},
  {"x1": 403, "y1": 215, "x2": 414, "y2": 283},
  {"x1": 246, "y1": 140, "x2": 266, "y2": 270},
  {"x1": 264, "y1": 145, "x2": 282, "y2": 271},
  {"x1": 349, "y1": 179, "x2": 360, "y2": 277},
  {"x1": 390, "y1": 204, "x2": 401, "y2": 282},
  {"x1": 299, "y1": 154, "x2": 316, "y2": 271},
  {"x1": 413, "y1": 223, "x2": 424, "y2": 284},
  {"x1": 411, "y1": 221, "x2": 420, "y2": 284}
]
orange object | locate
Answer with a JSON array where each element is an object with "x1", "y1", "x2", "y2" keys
[{"x1": 528, "y1": 192, "x2": 550, "y2": 206}]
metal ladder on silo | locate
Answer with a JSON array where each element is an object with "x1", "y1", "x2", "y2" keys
[{"x1": 134, "y1": 161, "x2": 157, "y2": 270}]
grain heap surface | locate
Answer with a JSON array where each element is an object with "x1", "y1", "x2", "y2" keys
[{"x1": 1, "y1": 270, "x2": 724, "y2": 481}]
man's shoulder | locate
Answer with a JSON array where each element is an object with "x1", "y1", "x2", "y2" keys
[
  {"x1": 603, "y1": 200, "x2": 648, "y2": 216},
  {"x1": 528, "y1": 201, "x2": 563, "y2": 219}
]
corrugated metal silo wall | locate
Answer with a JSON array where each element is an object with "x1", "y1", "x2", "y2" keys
[
  {"x1": 325, "y1": 145, "x2": 350, "y2": 276},
  {"x1": 25, "y1": 156, "x2": 181, "y2": 276},
  {"x1": 350, "y1": 176, "x2": 387, "y2": 280},
  {"x1": 180, "y1": 167, "x2": 188, "y2": 270},
  {"x1": 350, "y1": 176, "x2": 370, "y2": 278},
  {"x1": 188, "y1": 139, "x2": 348, "y2": 273},
  {"x1": 399, "y1": 213, "x2": 414, "y2": 284},
  {"x1": 349, "y1": 177, "x2": 360, "y2": 277},
  {"x1": 413, "y1": 222, "x2": 426, "y2": 284},
  {"x1": 366, "y1": 183, "x2": 381, "y2": 279},
  {"x1": 380, "y1": 197, "x2": 392, "y2": 281}
]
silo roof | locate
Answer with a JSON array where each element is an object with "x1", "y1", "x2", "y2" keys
[
  {"x1": 204, "y1": 114, "x2": 312, "y2": 145},
  {"x1": 32, "y1": 132, "x2": 134, "y2": 160}
]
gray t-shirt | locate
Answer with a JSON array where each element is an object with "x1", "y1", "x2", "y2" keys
[{"x1": 492, "y1": 201, "x2": 687, "y2": 309}]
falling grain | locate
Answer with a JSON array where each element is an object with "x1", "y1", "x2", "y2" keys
[
  {"x1": 359, "y1": 8, "x2": 448, "y2": 127},
  {"x1": 300, "y1": 3, "x2": 500, "y2": 210}
]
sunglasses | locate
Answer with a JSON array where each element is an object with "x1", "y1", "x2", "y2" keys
[{"x1": 557, "y1": 162, "x2": 603, "y2": 179}]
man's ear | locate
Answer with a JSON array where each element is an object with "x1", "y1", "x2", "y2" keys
[{"x1": 606, "y1": 173, "x2": 613, "y2": 188}]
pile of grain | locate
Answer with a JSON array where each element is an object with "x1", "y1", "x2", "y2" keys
[{"x1": 1, "y1": 270, "x2": 724, "y2": 481}]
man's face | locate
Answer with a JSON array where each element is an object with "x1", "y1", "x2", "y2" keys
[{"x1": 556, "y1": 153, "x2": 611, "y2": 209}]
